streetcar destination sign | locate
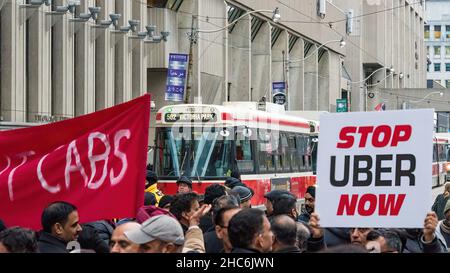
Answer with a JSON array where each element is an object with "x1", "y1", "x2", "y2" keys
[
  {"x1": 316, "y1": 109, "x2": 433, "y2": 228},
  {"x1": 164, "y1": 112, "x2": 217, "y2": 123}
]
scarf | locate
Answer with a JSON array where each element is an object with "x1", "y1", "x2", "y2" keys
[{"x1": 441, "y1": 220, "x2": 450, "y2": 234}]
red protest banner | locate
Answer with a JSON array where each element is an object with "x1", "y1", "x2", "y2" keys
[{"x1": 0, "y1": 94, "x2": 150, "y2": 230}]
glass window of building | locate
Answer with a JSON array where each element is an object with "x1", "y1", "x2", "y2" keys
[
  {"x1": 447, "y1": 25, "x2": 450, "y2": 39},
  {"x1": 447, "y1": 80, "x2": 450, "y2": 88},
  {"x1": 435, "y1": 46, "x2": 441, "y2": 57},
  {"x1": 435, "y1": 63, "x2": 441, "y2": 72},
  {"x1": 446, "y1": 63, "x2": 450, "y2": 71},
  {"x1": 435, "y1": 25, "x2": 442, "y2": 40},
  {"x1": 446, "y1": 46, "x2": 450, "y2": 58},
  {"x1": 427, "y1": 80, "x2": 434, "y2": 88},
  {"x1": 425, "y1": 25, "x2": 430, "y2": 39}
]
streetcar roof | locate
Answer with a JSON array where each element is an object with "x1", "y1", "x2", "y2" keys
[{"x1": 156, "y1": 104, "x2": 313, "y2": 133}]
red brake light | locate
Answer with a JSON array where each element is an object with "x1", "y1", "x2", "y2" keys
[{"x1": 156, "y1": 112, "x2": 162, "y2": 121}]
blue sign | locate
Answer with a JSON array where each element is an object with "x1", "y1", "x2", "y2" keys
[
  {"x1": 165, "y1": 53, "x2": 189, "y2": 102},
  {"x1": 272, "y1": 82, "x2": 286, "y2": 105},
  {"x1": 272, "y1": 82, "x2": 286, "y2": 93}
]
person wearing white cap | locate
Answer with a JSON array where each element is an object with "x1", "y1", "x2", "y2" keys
[
  {"x1": 125, "y1": 204, "x2": 212, "y2": 253},
  {"x1": 124, "y1": 215, "x2": 185, "y2": 253}
]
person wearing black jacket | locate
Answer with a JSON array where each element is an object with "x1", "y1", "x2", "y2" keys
[
  {"x1": 228, "y1": 208, "x2": 273, "y2": 253},
  {"x1": 270, "y1": 215, "x2": 302, "y2": 253},
  {"x1": 37, "y1": 201, "x2": 82, "y2": 253},
  {"x1": 199, "y1": 184, "x2": 227, "y2": 233}
]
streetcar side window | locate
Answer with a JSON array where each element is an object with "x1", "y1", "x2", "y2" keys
[
  {"x1": 296, "y1": 134, "x2": 312, "y2": 172},
  {"x1": 447, "y1": 144, "x2": 450, "y2": 161},
  {"x1": 235, "y1": 128, "x2": 255, "y2": 174},
  {"x1": 288, "y1": 134, "x2": 300, "y2": 172},
  {"x1": 433, "y1": 143, "x2": 438, "y2": 163},
  {"x1": 257, "y1": 129, "x2": 275, "y2": 173},
  {"x1": 280, "y1": 133, "x2": 291, "y2": 172},
  {"x1": 438, "y1": 143, "x2": 446, "y2": 162}
]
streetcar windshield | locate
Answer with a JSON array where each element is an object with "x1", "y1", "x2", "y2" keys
[{"x1": 155, "y1": 127, "x2": 232, "y2": 178}]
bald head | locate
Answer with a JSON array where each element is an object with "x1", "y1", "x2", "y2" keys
[
  {"x1": 270, "y1": 215, "x2": 297, "y2": 247},
  {"x1": 110, "y1": 222, "x2": 141, "y2": 253}
]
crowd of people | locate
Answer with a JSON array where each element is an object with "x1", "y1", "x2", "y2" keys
[{"x1": 0, "y1": 168, "x2": 449, "y2": 254}]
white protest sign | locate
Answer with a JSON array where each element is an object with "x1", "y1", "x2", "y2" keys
[{"x1": 315, "y1": 109, "x2": 433, "y2": 228}]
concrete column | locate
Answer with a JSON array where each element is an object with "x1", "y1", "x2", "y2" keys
[
  {"x1": 304, "y1": 44, "x2": 318, "y2": 110},
  {"x1": 318, "y1": 50, "x2": 330, "y2": 111},
  {"x1": 288, "y1": 37, "x2": 304, "y2": 110},
  {"x1": 131, "y1": 0, "x2": 147, "y2": 99},
  {"x1": 74, "y1": 0, "x2": 96, "y2": 116},
  {"x1": 51, "y1": 0, "x2": 74, "y2": 119},
  {"x1": 93, "y1": 0, "x2": 115, "y2": 111},
  {"x1": 114, "y1": 0, "x2": 132, "y2": 104},
  {"x1": 251, "y1": 22, "x2": 270, "y2": 102},
  {"x1": 399, "y1": 1, "x2": 408, "y2": 88},
  {"x1": 26, "y1": 4, "x2": 52, "y2": 122},
  {"x1": 270, "y1": 29, "x2": 288, "y2": 106},
  {"x1": 327, "y1": 52, "x2": 341, "y2": 112},
  {"x1": 1, "y1": 1, "x2": 26, "y2": 121},
  {"x1": 228, "y1": 14, "x2": 251, "y2": 101}
]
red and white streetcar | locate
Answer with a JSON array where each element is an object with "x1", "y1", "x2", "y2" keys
[{"x1": 153, "y1": 102, "x2": 318, "y2": 206}]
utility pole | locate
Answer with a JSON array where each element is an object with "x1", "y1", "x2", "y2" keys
[{"x1": 185, "y1": 16, "x2": 197, "y2": 104}]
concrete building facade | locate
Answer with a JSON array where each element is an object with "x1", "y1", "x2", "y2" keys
[
  {"x1": 0, "y1": 0, "x2": 348, "y2": 124},
  {"x1": 425, "y1": 0, "x2": 450, "y2": 88},
  {"x1": 333, "y1": 0, "x2": 426, "y2": 111},
  {"x1": 0, "y1": 0, "x2": 426, "y2": 133}
]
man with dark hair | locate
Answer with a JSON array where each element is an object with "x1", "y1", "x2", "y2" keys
[
  {"x1": 158, "y1": 195, "x2": 174, "y2": 211},
  {"x1": 204, "y1": 184, "x2": 227, "y2": 205},
  {"x1": 298, "y1": 186, "x2": 315, "y2": 223},
  {"x1": 38, "y1": 201, "x2": 82, "y2": 253},
  {"x1": 145, "y1": 170, "x2": 163, "y2": 205},
  {"x1": 0, "y1": 227, "x2": 38, "y2": 253},
  {"x1": 263, "y1": 190, "x2": 294, "y2": 217},
  {"x1": 170, "y1": 193, "x2": 200, "y2": 233},
  {"x1": 176, "y1": 176, "x2": 193, "y2": 193},
  {"x1": 271, "y1": 215, "x2": 301, "y2": 253},
  {"x1": 203, "y1": 195, "x2": 240, "y2": 253},
  {"x1": 228, "y1": 208, "x2": 273, "y2": 253},
  {"x1": 212, "y1": 206, "x2": 241, "y2": 253},
  {"x1": 366, "y1": 229, "x2": 403, "y2": 253},
  {"x1": 200, "y1": 184, "x2": 227, "y2": 233},
  {"x1": 272, "y1": 194, "x2": 298, "y2": 220}
]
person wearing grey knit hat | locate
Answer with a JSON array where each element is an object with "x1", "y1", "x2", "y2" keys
[{"x1": 231, "y1": 186, "x2": 253, "y2": 209}]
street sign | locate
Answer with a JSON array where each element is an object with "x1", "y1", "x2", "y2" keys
[
  {"x1": 273, "y1": 93, "x2": 286, "y2": 105},
  {"x1": 316, "y1": 109, "x2": 433, "y2": 228},
  {"x1": 336, "y1": 98, "x2": 348, "y2": 112},
  {"x1": 272, "y1": 82, "x2": 286, "y2": 106},
  {"x1": 165, "y1": 53, "x2": 188, "y2": 102}
]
